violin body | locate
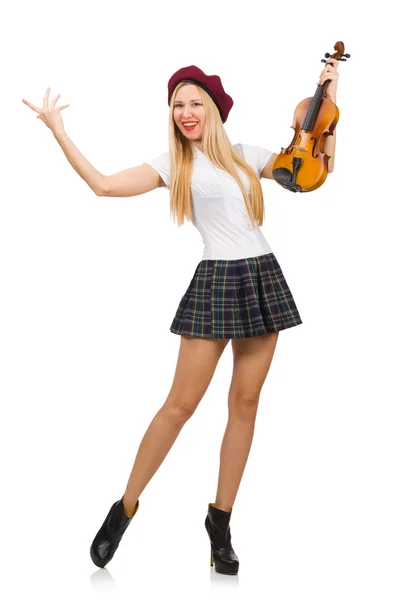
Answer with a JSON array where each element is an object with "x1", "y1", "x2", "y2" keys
[
  {"x1": 272, "y1": 41, "x2": 349, "y2": 193},
  {"x1": 273, "y1": 96, "x2": 339, "y2": 192}
]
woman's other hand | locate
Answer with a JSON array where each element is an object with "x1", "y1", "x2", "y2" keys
[{"x1": 22, "y1": 87, "x2": 70, "y2": 135}]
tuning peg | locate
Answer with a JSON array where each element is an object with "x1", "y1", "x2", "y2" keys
[{"x1": 321, "y1": 49, "x2": 350, "y2": 62}]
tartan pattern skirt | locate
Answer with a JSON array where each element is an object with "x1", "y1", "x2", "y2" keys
[{"x1": 169, "y1": 252, "x2": 303, "y2": 339}]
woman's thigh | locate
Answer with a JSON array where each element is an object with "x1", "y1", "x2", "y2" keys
[
  {"x1": 163, "y1": 335, "x2": 230, "y2": 418},
  {"x1": 228, "y1": 332, "x2": 279, "y2": 410}
]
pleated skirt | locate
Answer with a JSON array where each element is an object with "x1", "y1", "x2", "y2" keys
[{"x1": 169, "y1": 252, "x2": 303, "y2": 339}]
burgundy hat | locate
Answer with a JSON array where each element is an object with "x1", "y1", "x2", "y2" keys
[{"x1": 167, "y1": 65, "x2": 234, "y2": 123}]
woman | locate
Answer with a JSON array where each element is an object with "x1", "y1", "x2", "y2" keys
[{"x1": 22, "y1": 61, "x2": 338, "y2": 575}]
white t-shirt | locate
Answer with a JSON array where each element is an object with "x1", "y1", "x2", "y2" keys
[{"x1": 145, "y1": 142, "x2": 274, "y2": 260}]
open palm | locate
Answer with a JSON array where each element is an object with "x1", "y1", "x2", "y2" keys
[{"x1": 22, "y1": 87, "x2": 70, "y2": 133}]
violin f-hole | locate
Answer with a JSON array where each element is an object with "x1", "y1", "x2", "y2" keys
[{"x1": 311, "y1": 136, "x2": 318, "y2": 158}]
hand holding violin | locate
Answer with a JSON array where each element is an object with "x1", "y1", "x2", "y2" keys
[
  {"x1": 317, "y1": 58, "x2": 339, "y2": 103},
  {"x1": 272, "y1": 41, "x2": 350, "y2": 193}
]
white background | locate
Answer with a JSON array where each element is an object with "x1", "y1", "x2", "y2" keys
[{"x1": 2, "y1": 1, "x2": 396, "y2": 598}]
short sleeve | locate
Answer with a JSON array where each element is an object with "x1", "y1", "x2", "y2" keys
[
  {"x1": 234, "y1": 143, "x2": 274, "y2": 178},
  {"x1": 145, "y1": 151, "x2": 170, "y2": 189}
]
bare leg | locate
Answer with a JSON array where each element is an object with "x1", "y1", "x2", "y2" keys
[
  {"x1": 214, "y1": 413, "x2": 257, "y2": 512},
  {"x1": 122, "y1": 335, "x2": 230, "y2": 517},
  {"x1": 122, "y1": 407, "x2": 187, "y2": 516},
  {"x1": 214, "y1": 333, "x2": 279, "y2": 512}
]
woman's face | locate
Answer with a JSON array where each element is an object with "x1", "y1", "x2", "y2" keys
[{"x1": 173, "y1": 84, "x2": 206, "y2": 144}]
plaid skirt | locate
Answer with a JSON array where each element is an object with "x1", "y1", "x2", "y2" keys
[{"x1": 169, "y1": 252, "x2": 303, "y2": 339}]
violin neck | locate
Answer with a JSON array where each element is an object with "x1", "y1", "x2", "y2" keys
[{"x1": 302, "y1": 82, "x2": 329, "y2": 131}]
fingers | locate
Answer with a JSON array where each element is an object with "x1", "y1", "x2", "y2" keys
[
  {"x1": 326, "y1": 58, "x2": 339, "y2": 69},
  {"x1": 317, "y1": 74, "x2": 338, "y2": 85},
  {"x1": 321, "y1": 58, "x2": 338, "y2": 70},
  {"x1": 317, "y1": 60, "x2": 339, "y2": 85},
  {"x1": 321, "y1": 63, "x2": 336, "y2": 76},
  {"x1": 44, "y1": 87, "x2": 50, "y2": 108},
  {"x1": 50, "y1": 93, "x2": 60, "y2": 107},
  {"x1": 22, "y1": 89, "x2": 68, "y2": 113},
  {"x1": 21, "y1": 98, "x2": 41, "y2": 113}
]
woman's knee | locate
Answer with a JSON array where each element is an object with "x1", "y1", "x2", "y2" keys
[
  {"x1": 162, "y1": 393, "x2": 199, "y2": 423},
  {"x1": 163, "y1": 336, "x2": 229, "y2": 423},
  {"x1": 228, "y1": 392, "x2": 260, "y2": 417}
]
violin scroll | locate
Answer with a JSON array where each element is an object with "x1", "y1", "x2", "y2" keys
[{"x1": 321, "y1": 41, "x2": 351, "y2": 62}]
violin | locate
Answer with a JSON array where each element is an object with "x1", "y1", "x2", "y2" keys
[{"x1": 272, "y1": 41, "x2": 350, "y2": 193}]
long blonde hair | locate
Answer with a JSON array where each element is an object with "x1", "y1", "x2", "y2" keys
[{"x1": 168, "y1": 82, "x2": 266, "y2": 229}]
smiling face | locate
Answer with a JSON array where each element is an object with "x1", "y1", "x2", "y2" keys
[{"x1": 173, "y1": 84, "x2": 206, "y2": 146}]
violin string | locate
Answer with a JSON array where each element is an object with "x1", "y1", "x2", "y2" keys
[{"x1": 304, "y1": 85, "x2": 323, "y2": 130}]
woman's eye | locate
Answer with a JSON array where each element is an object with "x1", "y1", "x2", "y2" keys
[{"x1": 175, "y1": 103, "x2": 201, "y2": 107}]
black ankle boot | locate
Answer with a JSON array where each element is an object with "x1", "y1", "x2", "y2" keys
[
  {"x1": 90, "y1": 495, "x2": 139, "y2": 568},
  {"x1": 204, "y1": 502, "x2": 239, "y2": 575}
]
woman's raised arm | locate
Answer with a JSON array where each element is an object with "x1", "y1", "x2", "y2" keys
[
  {"x1": 52, "y1": 129, "x2": 107, "y2": 195},
  {"x1": 22, "y1": 88, "x2": 107, "y2": 195},
  {"x1": 53, "y1": 133, "x2": 165, "y2": 197},
  {"x1": 22, "y1": 87, "x2": 165, "y2": 197},
  {"x1": 100, "y1": 164, "x2": 166, "y2": 197}
]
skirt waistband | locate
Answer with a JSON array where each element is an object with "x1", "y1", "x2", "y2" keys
[{"x1": 198, "y1": 252, "x2": 275, "y2": 265}]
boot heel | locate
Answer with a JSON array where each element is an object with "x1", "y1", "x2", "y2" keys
[{"x1": 210, "y1": 548, "x2": 214, "y2": 566}]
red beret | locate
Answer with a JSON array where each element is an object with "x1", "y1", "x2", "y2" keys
[{"x1": 167, "y1": 65, "x2": 234, "y2": 123}]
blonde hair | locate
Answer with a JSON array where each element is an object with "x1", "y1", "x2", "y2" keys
[{"x1": 168, "y1": 82, "x2": 266, "y2": 229}]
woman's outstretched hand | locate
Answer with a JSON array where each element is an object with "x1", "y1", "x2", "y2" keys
[{"x1": 22, "y1": 87, "x2": 70, "y2": 134}]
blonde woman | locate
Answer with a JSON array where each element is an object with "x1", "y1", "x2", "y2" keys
[{"x1": 22, "y1": 62, "x2": 337, "y2": 575}]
